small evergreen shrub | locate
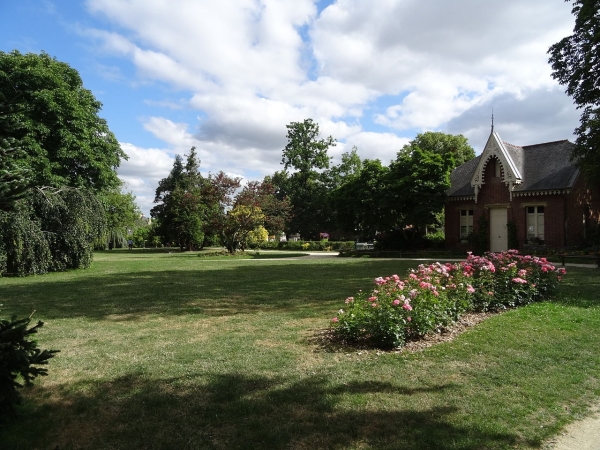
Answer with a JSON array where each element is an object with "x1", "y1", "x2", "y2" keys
[
  {"x1": 331, "y1": 250, "x2": 566, "y2": 349},
  {"x1": 0, "y1": 313, "x2": 59, "y2": 417}
]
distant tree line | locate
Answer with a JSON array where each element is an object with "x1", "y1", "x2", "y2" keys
[
  {"x1": 148, "y1": 119, "x2": 474, "y2": 252},
  {"x1": 0, "y1": 50, "x2": 475, "y2": 274}
]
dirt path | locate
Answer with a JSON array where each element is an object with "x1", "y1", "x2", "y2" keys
[{"x1": 544, "y1": 406, "x2": 600, "y2": 449}]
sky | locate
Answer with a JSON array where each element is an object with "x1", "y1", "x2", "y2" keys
[{"x1": 0, "y1": 0, "x2": 580, "y2": 216}]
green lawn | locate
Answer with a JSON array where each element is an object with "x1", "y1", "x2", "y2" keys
[{"x1": 1, "y1": 250, "x2": 599, "y2": 449}]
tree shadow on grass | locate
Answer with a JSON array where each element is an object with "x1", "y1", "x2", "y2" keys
[
  {"x1": 551, "y1": 267, "x2": 600, "y2": 308},
  {"x1": 0, "y1": 260, "x2": 414, "y2": 321},
  {"x1": 4, "y1": 373, "x2": 524, "y2": 450}
]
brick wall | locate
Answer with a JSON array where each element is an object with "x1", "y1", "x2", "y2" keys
[{"x1": 444, "y1": 157, "x2": 600, "y2": 251}]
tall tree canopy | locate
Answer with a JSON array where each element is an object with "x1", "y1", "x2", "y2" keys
[
  {"x1": 0, "y1": 51, "x2": 128, "y2": 275},
  {"x1": 548, "y1": 0, "x2": 600, "y2": 182},
  {"x1": 0, "y1": 92, "x2": 30, "y2": 211},
  {"x1": 332, "y1": 158, "x2": 390, "y2": 239},
  {"x1": 100, "y1": 188, "x2": 141, "y2": 248},
  {"x1": 399, "y1": 131, "x2": 475, "y2": 167},
  {"x1": 0, "y1": 50, "x2": 126, "y2": 191},
  {"x1": 386, "y1": 146, "x2": 454, "y2": 234},
  {"x1": 277, "y1": 119, "x2": 336, "y2": 239},
  {"x1": 281, "y1": 118, "x2": 335, "y2": 180},
  {"x1": 151, "y1": 147, "x2": 247, "y2": 251},
  {"x1": 151, "y1": 148, "x2": 209, "y2": 250}
]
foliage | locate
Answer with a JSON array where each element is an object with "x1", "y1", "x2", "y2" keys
[
  {"x1": 99, "y1": 189, "x2": 141, "y2": 249},
  {"x1": 386, "y1": 146, "x2": 454, "y2": 235},
  {"x1": 0, "y1": 50, "x2": 126, "y2": 192},
  {"x1": 464, "y1": 250, "x2": 567, "y2": 311},
  {"x1": 0, "y1": 92, "x2": 31, "y2": 212},
  {"x1": 235, "y1": 180, "x2": 291, "y2": 237},
  {"x1": 276, "y1": 119, "x2": 336, "y2": 239},
  {"x1": 0, "y1": 313, "x2": 58, "y2": 417},
  {"x1": 221, "y1": 205, "x2": 265, "y2": 253},
  {"x1": 0, "y1": 187, "x2": 106, "y2": 275},
  {"x1": 400, "y1": 131, "x2": 475, "y2": 167},
  {"x1": 132, "y1": 226, "x2": 150, "y2": 248},
  {"x1": 331, "y1": 250, "x2": 566, "y2": 348},
  {"x1": 0, "y1": 200, "x2": 50, "y2": 275},
  {"x1": 548, "y1": 0, "x2": 600, "y2": 182},
  {"x1": 255, "y1": 240, "x2": 355, "y2": 251},
  {"x1": 374, "y1": 228, "x2": 428, "y2": 251},
  {"x1": 468, "y1": 215, "x2": 489, "y2": 255},
  {"x1": 151, "y1": 148, "x2": 214, "y2": 251},
  {"x1": 424, "y1": 230, "x2": 445, "y2": 249},
  {"x1": 246, "y1": 226, "x2": 269, "y2": 247},
  {"x1": 332, "y1": 159, "x2": 391, "y2": 239},
  {"x1": 281, "y1": 118, "x2": 334, "y2": 177}
]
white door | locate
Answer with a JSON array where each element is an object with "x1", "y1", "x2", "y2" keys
[{"x1": 489, "y1": 208, "x2": 508, "y2": 252}]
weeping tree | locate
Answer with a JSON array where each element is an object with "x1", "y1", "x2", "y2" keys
[
  {"x1": 0, "y1": 187, "x2": 105, "y2": 275},
  {"x1": 99, "y1": 189, "x2": 141, "y2": 249}
]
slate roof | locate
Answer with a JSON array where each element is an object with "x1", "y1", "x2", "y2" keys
[{"x1": 447, "y1": 139, "x2": 579, "y2": 197}]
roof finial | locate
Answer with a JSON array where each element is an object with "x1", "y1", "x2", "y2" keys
[{"x1": 491, "y1": 108, "x2": 494, "y2": 133}]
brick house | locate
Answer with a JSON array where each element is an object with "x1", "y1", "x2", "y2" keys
[{"x1": 445, "y1": 129, "x2": 600, "y2": 252}]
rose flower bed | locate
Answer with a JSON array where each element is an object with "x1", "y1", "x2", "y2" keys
[{"x1": 330, "y1": 250, "x2": 567, "y2": 349}]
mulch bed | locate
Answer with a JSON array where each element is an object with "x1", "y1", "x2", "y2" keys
[{"x1": 310, "y1": 311, "x2": 501, "y2": 353}]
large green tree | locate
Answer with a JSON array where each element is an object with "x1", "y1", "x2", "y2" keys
[
  {"x1": 548, "y1": 0, "x2": 600, "y2": 183},
  {"x1": 0, "y1": 50, "x2": 126, "y2": 191},
  {"x1": 399, "y1": 131, "x2": 475, "y2": 167},
  {"x1": 235, "y1": 180, "x2": 291, "y2": 238},
  {"x1": 0, "y1": 92, "x2": 31, "y2": 211},
  {"x1": 278, "y1": 119, "x2": 336, "y2": 239},
  {"x1": 0, "y1": 51, "x2": 126, "y2": 274},
  {"x1": 332, "y1": 158, "x2": 390, "y2": 240},
  {"x1": 281, "y1": 118, "x2": 335, "y2": 181},
  {"x1": 100, "y1": 188, "x2": 141, "y2": 248},
  {"x1": 151, "y1": 149, "x2": 208, "y2": 250},
  {"x1": 386, "y1": 146, "x2": 454, "y2": 235},
  {"x1": 152, "y1": 148, "x2": 244, "y2": 250}
]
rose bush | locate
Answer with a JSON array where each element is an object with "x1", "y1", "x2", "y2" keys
[{"x1": 331, "y1": 250, "x2": 566, "y2": 348}]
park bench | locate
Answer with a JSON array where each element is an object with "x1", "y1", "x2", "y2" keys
[
  {"x1": 355, "y1": 242, "x2": 374, "y2": 250},
  {"x1": 559, "y1": 254, "x2": 600, "y2": 268}
]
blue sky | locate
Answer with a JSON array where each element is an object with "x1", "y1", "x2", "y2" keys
[{"x1": 0, "y1": 0, "x2": 579, "y2": 215}]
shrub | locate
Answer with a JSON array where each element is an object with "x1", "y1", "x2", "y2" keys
[
  {"x1": 255, "y1": 240, "x2": 355, "y2": 251},
  {"x1": 0, "y1": 313, "x2": 59, "y2": 417},
  {"x1": 331, "y1": 250, "x2": 565, "y2": 349},
  {"x1": 464, "y1": 250, "x2": 566, "y2": 310}
]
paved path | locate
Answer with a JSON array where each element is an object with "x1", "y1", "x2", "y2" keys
[{"x1": 545, "y1": 406, "x2": 600, "y2": 449}]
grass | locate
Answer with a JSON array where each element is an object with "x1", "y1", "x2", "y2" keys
[{"x1": 0, "y1": 250, "x2": 599, "y2": 449}]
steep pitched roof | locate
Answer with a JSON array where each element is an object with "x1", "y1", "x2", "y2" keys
[{"x1": 447, "y1": 131, "x2": 579, "y2": 198}]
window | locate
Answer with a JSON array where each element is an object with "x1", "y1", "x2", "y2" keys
[
  {"x1": 460, "y1": 209, "x2": 473, "y2": 238},
  {"x1": 494, "y1": 159, "x2": 501, "y2": 178},
  {"x1": 526, "y1": 206, "x2": 544, "y2": 241}
]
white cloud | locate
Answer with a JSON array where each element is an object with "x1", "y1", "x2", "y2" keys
[
  {"x1": 117, "y1": 142, "x2": 175, "y2": 214},
  {"x1": 76, "y1": 0, "x2": 579, "y2": 215}
]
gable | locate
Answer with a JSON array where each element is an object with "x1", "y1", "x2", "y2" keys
[
  {"x1": 470, "y1": 131, "x2": 522, "y2": 202},
  {"x1": 470, "y1": 131, "x2": 522, "y2": 190},
  {"x1": 447, "y1": 130, "x2": 579, "y2": 201}
]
